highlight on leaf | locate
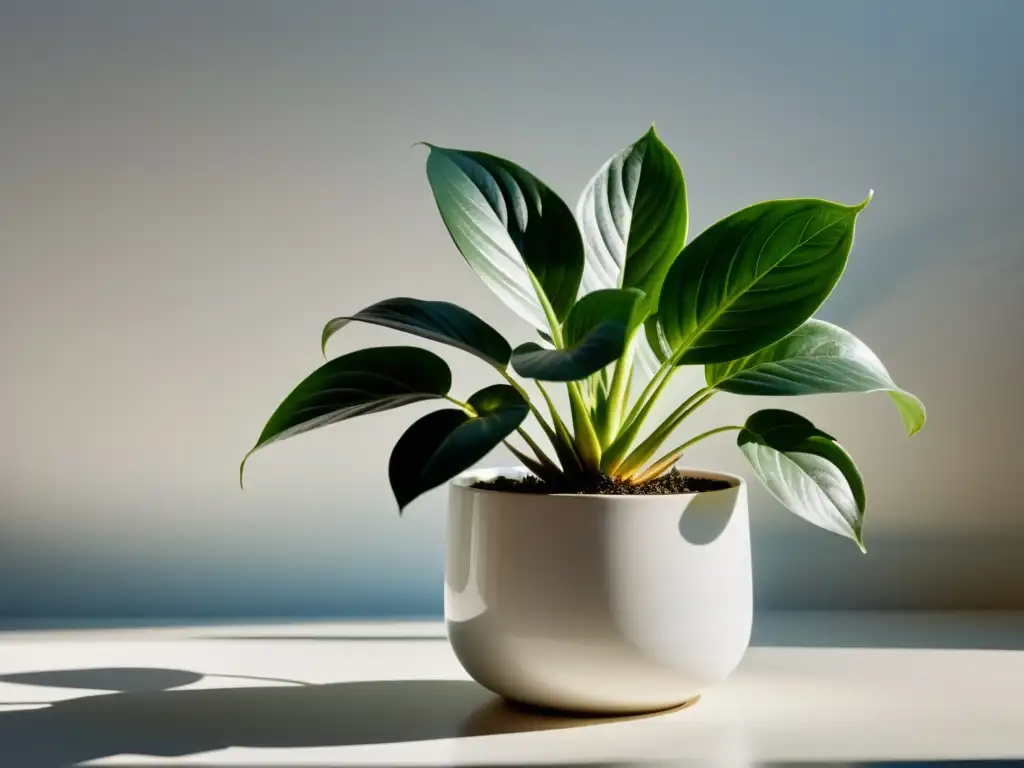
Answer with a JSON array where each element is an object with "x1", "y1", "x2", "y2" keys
[{"x1": 241, "y1": 127, "x2": 923, "y2": 550}]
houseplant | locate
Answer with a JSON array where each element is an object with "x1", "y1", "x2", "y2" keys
[{"x1": 241, "y1": 126, "x2": 925, "y2": 714}]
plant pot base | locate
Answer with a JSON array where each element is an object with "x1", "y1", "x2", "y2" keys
[{"x1": 501, "y1": 692, "x2": 701, "y2": 718}]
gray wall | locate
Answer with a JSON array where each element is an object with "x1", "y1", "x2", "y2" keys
[{"x1": 1, "y1": 0, "x2": 1022, "y2": 617}]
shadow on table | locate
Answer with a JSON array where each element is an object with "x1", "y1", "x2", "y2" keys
[{"x1": 0, "y1": 667, "x2": 667, "y2": 768}]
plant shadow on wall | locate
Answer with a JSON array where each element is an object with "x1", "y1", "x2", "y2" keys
[
  {"x1": 0, "y1": 667, "x2": 663, "y2": 767},
  {"x1": 240, "y1": 124, "x2": 926, "y2": 554}
]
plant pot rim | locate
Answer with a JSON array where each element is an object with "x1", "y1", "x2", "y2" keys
[{"x1": 451, "y1": 465, "x2": 745, "y2": 500}]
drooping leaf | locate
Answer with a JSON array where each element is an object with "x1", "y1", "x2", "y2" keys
[
  {"x1": 424, "y1": 146, "x2": 584, "y2": 330},
  {"x1": 241, "y1": 346, "x2": 451, "y2": 485},
  {"x1": 706, "y1": 319, "x2": 926, "y2": 435},
  {"x1": 577, "y1": 126, "x2": 687, "y2": 381},
  {"x1": 510, "y1": 289, "x2": 645, "y2": 382},
  {"x1": 321, "y1": 297, "x2": 512, "y2": 368},
  {"x1": 389, "y1": 385, "x2": 529, "y2": 510},
  {"x1": 738, "y1": 409, "x2": 867, "y2": 550},
  {"x1": 656, "y1": 193, "x2": 872, "y2": 365}
]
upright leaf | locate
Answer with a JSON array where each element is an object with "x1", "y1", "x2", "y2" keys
[
  {"x1": 707, "y1": 319, "x2": 926, "y2": 435},
  {"x1": 322, "y1": 297, "x2": 512, "y2": 368},
  {"x1": 424, "y1": 146, "x2": 584, "y2": 330},
  {"x1": 657, "y1": 193, "x2": 872, "y2": 365},
  {"x1": 241, "y1": 346, "x2": 451, "y2": 485},
  {"x1": 577, "y1": 126, "x2": 688, "y2": 306},
  {"x1": 738, "y1": 409, "x2": 867, "y2": 550},
  {"x1": 510, "y1": 288, "x2": 645, "y2": 381},
  {"x1": 389, "y1": 385, "x2": 529, "y2": 509},
  {"x1": 577, "y1": 126, "x2": 687, "y2": 380}
]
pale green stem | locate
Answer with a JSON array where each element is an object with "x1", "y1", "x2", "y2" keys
[
  {"x1": 503, "y1": 440, "x2": 558, "y2": 481},
  {"x1": 526, "y1": 276, "x2": 601, "y2": 474},
  {"x1": 536, "y1": 381, "x2": 584, "y2": 473},
  {"x1": 444, "y1": 395, "x2": 476, "y2": 416},
  {"x1": 500, "y1": 370, "x2": 556, "y2": 440},
  {"x1": 567, "y1": 384, "x2": 602, "y2": 473},
  {"x1": 617, "y1": 389, "x2": 716, "y2": 477},
  {"x1": 515, "y1": 426, "x2": 560, "y2": 472},
  {"x1": 630, "y1": 425, "x2": 743, "y2": 483},
  {"x1": 620, "y1": 359, "x2": 674, "y2": 434},
  {"x1": 600, "y1": 331, "x2": 637, "y2": 447},
  {"x1": 601, "y1": 364, "x2": 677, "y2": 474}
]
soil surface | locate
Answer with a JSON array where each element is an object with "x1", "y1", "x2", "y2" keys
[{"x1": 472, "y1": 468, "x2": 731, "y2": 496}]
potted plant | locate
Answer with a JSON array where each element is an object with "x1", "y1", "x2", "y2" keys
[{"x1": 240, "y1": 126, "x2": 925, "y2": 715}]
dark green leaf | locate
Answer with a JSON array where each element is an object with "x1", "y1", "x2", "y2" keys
[
  {"x1": 738, "y1": 409, "x2": 867, "y2": 550},
  {"x1": 563, "y1": 288, "x2": 646, "y2": 347},
  {"x1": 241, "y1": 346, "x2": 451, "y2": 486},
  {"x1": 322, "y1": 297, "x2": 512, "y2": 368},
  {"x1": 510, "y1": 289, "x2": 645, "y2": 382},
  {"x1": 424, "y1": 146, "x2": 584, "y2": 329},
  {"x1": 707, "y1": 319, "x2": 925, "y2": 435},
  {"x1": 577, "y1": 126, "x2": 687, "y2": 380},
  {"x1": 656, "y1": 193, "x2": 872, "y2": 365},
  {"x1": 389, "y1": 384, "x2": 529, "y2": 510}
]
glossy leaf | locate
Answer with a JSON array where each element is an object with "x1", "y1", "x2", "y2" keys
[
  {"x1": 707, "y1": 319, "x2": 925, "y2": 435},
  {"x1": 564, "y1": 288, "x2": 647, "y2": 347},
  {"x1": 738, "y1": 409, "x2": 866, "y2": 550},
  {"x1": 322, "y1": 297, "x2": 512, "y2": 368},
  {"x1": 577, "y1": 126, "x2": 688, "y2": 307},
  {"x1": 577, "y1": 127, "x2": 687, "y2": 380},
  {"x1": 241, "y1": 346, "x2": 451, "y2": 485},
  {"x1": 657, "y1": 194, "x2": 872, "y2": 365},
  {"x1": 510, "y1": 289, "x2": 645, "y2": 381},
  {"x1": 389, "y1": 385, "x2": 529, "y2": 509},
  {"x1": 424, "y1": 145, "x2": 584, "y2": 330}
]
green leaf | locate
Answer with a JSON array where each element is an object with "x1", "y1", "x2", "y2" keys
[
  {"x1": 577, "y1": 126, "x2": 687, "y2": 380},
  {"x1": 738, "y1": 409, "x2": 867, "y2": 550},
  {"x1": 321, "y1": 297, "x2": 512, "y2": 368},
  {"x1": 510, "y1": 288, "x2": 645, "y2": 382},
  {"x1": 389, "y1": 385, "x2": 529, "y2": 510},
  {"x1": 564, "y1": 288, "x2": 647, "y2": 346},
  {"x1": 656, "y1": 193, "x2": 872, "y2": 365},
  {"x1": 424, "y1": 145, "x2": 584, "y2": 330},
  {"x1": 707, "y1": 319, "x2": 925, "y2": 435},
  {"x1": 577, "y1": 126, "x2": 688, "y2": 308},
  {"x1": 241, "y1": 346, "x2": 451, "y2": 486}
]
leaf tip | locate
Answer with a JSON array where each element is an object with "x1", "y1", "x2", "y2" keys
[{"x1": 855, "y1": 189, "x2": 874, "y2": 211}]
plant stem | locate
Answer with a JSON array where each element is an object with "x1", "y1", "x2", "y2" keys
[
  {"x1": 621, "y1": 359, "x2": 673, "y2": 433},
  {"x1": 503, "y1": 440, "x2": 559, "y2": 482},
  {"x1": 526, "y1": 273, "x2": 601, "y2": 474},
  {"x1": 567, "y1": 383, "x2": 602, "y2": 472},
  {"x1": 444, "y1": 395, "x2": 477, "y2": 416},
  {"x1": 536, "y1": 381, "x2": 584, "y2": 473},
  {"x1": 617, "y1": 389, "x2": 716, "y2": 477},
  {"x1": 600, "y1": 331, "x2": 637, "y2": 447},
  {"x1": 601, "y1": 364, "x2": 676, "y2": 474},
  {"x1": 500, "y1": 370, "x2": 556, "y2": 439},
  {"x1": 515, "y1": 426, "x2": 560, "y2": 473},
  {"x1": 630, "y1": 425, "x2": 743, "y2": 484}
]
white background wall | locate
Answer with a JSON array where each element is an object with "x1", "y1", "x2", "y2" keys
[{"x1": 1, "y1": 0, "x2": 1022, "y2": 617}]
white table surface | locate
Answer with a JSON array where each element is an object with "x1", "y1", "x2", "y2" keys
[{"x1": 1, "y1": 612, "x2": 1022, "y2": 767}]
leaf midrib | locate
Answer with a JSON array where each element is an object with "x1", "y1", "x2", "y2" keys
[{"x1": 669, "y1": 209, "x2": 851, "y2": 363}]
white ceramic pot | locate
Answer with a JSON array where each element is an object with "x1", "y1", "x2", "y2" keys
[{"x1": 445, "y1": 466, "x2": 752, "y2": 715}]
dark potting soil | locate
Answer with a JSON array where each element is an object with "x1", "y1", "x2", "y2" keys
[{"x1": 472, "y1": 468, "x2": 731, "y2": 496}]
